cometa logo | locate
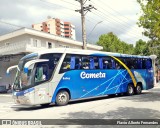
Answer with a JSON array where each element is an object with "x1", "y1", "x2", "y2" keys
[{"x1": 80, "y1": 72, "x2": 106, "y2": 79}]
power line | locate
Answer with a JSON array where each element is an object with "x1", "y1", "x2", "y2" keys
[
  {"x1": 91, "y1": 11, "x2": 141, "y2": 38},
  {"x1": 40, "y1": 0, "x2": 75, "y2": 11},
  {"x1": 0, "y1": 20, "x2": 24, "y2": 28},
  {"x1": 98, "y1": 0, "x2": 136, "y2": 23},
  {"x1": 90, "y1": 12, "x2": 142, "y2": 43},
  {"x1": 90, "y1": 1, "x2": 139, "y2": 32},
  {"x1": 59, "y1": 0, "x2": 79, "y2": 7},
  {"x1": 92, "y1": 9, "x2": 142, "y2": 37}
]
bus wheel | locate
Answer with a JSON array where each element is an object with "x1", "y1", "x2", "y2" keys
[
  {"x1": 56, "y1": 90, "x2": 69, "y2": 106},
  {"x1": 126, "y1": 84, "x2": 134, "y2": 96},
  {"x1": 135, "y1": 84, "x2": 142, "y2": 94}
]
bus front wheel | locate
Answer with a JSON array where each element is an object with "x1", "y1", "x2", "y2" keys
[
  {"x1": 56, "y1": 90, "x2": 69, "y2": 106},
  {"x1": 126, "y1": 84, "x2": 134, "y2": 96}
]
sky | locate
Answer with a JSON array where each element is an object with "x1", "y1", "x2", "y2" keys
[{"x1": 0, "y1": 0, "x2": 149, "y2": 45}]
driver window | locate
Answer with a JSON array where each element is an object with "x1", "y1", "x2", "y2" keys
[{"x1": 35, "y1": 64, "x2": 49, "y2": 82}]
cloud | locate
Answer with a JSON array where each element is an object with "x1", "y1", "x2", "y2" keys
[{"x1": 0, "y1": 0, "x2": 148, "y2": 45}]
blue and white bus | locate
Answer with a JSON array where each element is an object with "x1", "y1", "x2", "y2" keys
[{"x1": 7, "y1": 48, "x2": 154, "y2": 106}]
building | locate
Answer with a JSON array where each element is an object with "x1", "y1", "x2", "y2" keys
[
  {"x1": 0, "y1": 28, "x2": 103, "y2": 87},
  {"x1": 32, "y1": 18, "x2": 76, "y2": 40}
]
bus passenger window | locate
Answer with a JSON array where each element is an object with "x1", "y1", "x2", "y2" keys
[
  {"x1": 142, "y1": 59, "x2": 146, "y2": 69},
  {"x1": 70, "y1": 57, "x2": 75, "y2": 69},
  {"x1": 62, "y1": 62, "x2": 70, "y2": 69},
  {"x1": 82, "y1": 56, "x2": 90, "y2": 69},
  {"x1": 94, "y1": 57, "x2": 99, "y2": 69},
  {"x1": 146, "y1": 59, "x2": 152, "y2": 69},
  {"x1": 137, "y1": 59, "x2": 142, "y2": 69},
  {"x1": 60, "y1": 54, "x2": 77, "y2": 73},
  {"x1": 101, "y1": 57, "x2": 112, "y2": 69},
  {"x1": 90, "y1": 57, "x2": 95, "y2": 69},
  {"x1": 75, "y1": 57, "x2": 82, "y2": 69},
  {"x1": 111, "y1": 59, "x2": 116, "y2": 69},
  {"x1": 116, "y1": 62, "x2": 121, "y2": 69},
  {"x1": 126, "y1": 59, "x2": 134, "y2": 69},
  {"x1": 98, "y1": 58, "x2": 103, "y2": 69}
]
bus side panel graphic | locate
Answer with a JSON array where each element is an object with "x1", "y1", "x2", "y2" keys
[{"x1": 51, "y1": 69, "x2": 147, "y2": 102}]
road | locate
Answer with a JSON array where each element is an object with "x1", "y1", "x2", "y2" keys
[{"x1": 0, "y1": 84, "x2": 160, "y2": 128}]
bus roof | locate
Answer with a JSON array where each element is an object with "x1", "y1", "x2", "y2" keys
[{"x1": 27, "y1": 48, "x2": 151, "y2": 59}]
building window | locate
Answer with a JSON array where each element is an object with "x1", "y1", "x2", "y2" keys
[
  {"x1": 59, "y1": 44, "x2": 69, "y2": 48},
  {"x1": 47, "y1": 42, "x2": 55, "y2": 49},
  {"x1": 64, "y1": 24, "x2": 69, "y2": 26},
  {"x1": 5, "y1": 42, "x2": 10, "y2": 46},
  {"x1": 33, "y1": 39, "x2": 41, "y2": 47},
  {"x1": 48, "y1": 42, "x2": 52, "y2": 49}
]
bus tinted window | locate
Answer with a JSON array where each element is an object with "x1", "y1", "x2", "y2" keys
[
  {"x1": 35, "y1": 53, "x2": 62, "y2": 83},
  {"x1": 75, "y1": 55, "x2": 82, "y2": 69},
  {"x1": 60, "y1": 54, "x2": 72, "y2": 73},
  {"x1": 60, "y1": 54, "x2": 152, "y2": 73},
  {"x1": 101, "y1": 57, "x2": 112, "y2": 69},
  {"x1": 82, "y1": 56, "x2": 90, "y2": 69}
]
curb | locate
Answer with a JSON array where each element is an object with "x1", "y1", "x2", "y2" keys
[{"x1": 0, "y1": 94, "x2": 12, "y2": 97}]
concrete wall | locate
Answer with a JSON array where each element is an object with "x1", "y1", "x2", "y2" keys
[{"x1": 0, "y1": 55, "x2": 23, "y2": 89}]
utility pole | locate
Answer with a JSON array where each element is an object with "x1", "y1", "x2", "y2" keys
[{"x1": 75, "y1": 0, "x2": 96, "y2": 50}]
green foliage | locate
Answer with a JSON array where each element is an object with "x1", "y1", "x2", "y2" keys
[
  {"x1": 137, "y1": 0, "x2": 160, "y2": 40},
  {"x1": 96, "y1": 32, "x2": 160, "y2": 63},
  {"x1": 134, "y1": 39, "x2": 147, "y2": 55},
  {"x1": 137, "y1": 0, "x2": 160, "y2": 63},
  {"x1": 96, "y1": 32, "x2": 134, "y2": 54}
]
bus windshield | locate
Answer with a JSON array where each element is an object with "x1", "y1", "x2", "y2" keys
[
  {"x1": 13, "y1": 53, "x2": 62, "y2": 91},
  {"x1": 13, "y1": 55, "x2": 38, "y2": 90}
]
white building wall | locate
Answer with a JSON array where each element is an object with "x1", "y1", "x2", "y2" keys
[{"x1": 0, "y1": 35, "x2": 30, "y2": 55}]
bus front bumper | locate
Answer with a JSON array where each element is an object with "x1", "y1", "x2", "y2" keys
[{"x1": 12, "y1": 95, "x2": 33, "y2": 105}]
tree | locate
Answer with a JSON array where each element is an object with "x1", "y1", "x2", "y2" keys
[
  {"x1": 137, "y1": 0, "x2": 160, "y2": 41},
  {"x1": 138, "y1": 0, "x2": 160, "y2": 63},
  {"x1": 134, "y1": 39, "x2": 147, "y2": 55},
  {"x1": 96, "y1": 32, "x2": 134, "y2": 54}
]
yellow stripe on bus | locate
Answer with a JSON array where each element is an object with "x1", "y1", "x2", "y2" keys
[{"x1": 111, "y1": 56, "x2": 137, "y2": 87}]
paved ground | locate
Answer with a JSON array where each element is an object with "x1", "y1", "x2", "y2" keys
[{"x1": 0, "y1": 83, "x2": 160, "y2": 128}]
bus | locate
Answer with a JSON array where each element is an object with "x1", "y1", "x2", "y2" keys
[{"x1": 7, "y1": 48, "x2": 154, "y2": 106}]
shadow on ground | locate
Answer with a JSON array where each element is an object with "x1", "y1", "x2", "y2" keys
[
  {"x1": 121, "y1": 87, "x2": 160, "y2": 102},
  {"x1": 56, "y1": 107, "x2": 160, "y2": 128},
  {"x1": 64, "y1": 107, "x2": 160, "y2": 119},
  {"x1": 12, "y1": 104, "x2": 55, "y2": 111}
]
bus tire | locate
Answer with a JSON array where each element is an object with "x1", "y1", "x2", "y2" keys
[
  {"x1": 135, "y1": 84, "x2": 142, "y2": 94},
  {"x1": 56, "y1": 90, "x2": 69, "y2": 106},
  {"x1": 126, "y1": 84, "x2": 134, "y2": 96}
]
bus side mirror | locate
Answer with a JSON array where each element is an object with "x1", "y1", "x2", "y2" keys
[
  {"x1": 24, "y1": 59, "x2": 49, "y2": 74},
  {"x1": 6, "y1": 65, "x2": 18, "y2": 76}
]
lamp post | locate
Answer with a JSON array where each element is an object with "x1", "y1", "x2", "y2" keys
[
  {"x1": 87, "y1": 21, "x2": 103, "y2": 43},
  {"x1": 150, "y1": 54, "x2": 157, "y2": 86}
]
